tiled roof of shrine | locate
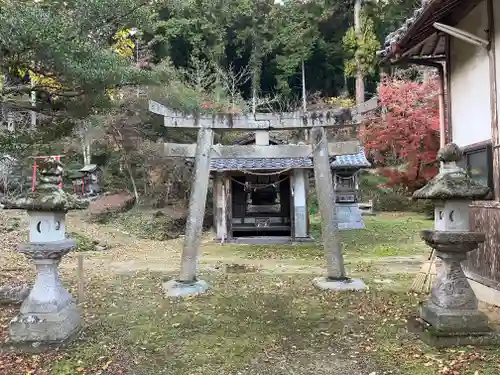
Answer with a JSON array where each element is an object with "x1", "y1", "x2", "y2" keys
[
  {"x1": 210, "y1": 132, "x2": 370, "y2": 171},
  {"x1": 209, "y1": 149, "x2": 370, "y2": 171},
  {"x1": 210, "y1": 158, "x2": 313, "y2": 171},
  {"x1": 331, "y1": 147, "x2": 371, "y2": 169}
]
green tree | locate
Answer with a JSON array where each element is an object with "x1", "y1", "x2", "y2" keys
[
  {"x1": 146, "y1": 0, "x2": 418, "y2": 107},
  {"x1": 273, "y1": 0, "x2": 328, "y2": 98},
  {"x1": 342, "y1": 11, "x2": 380, "y2": 79},
  {"x1": 0, "y1": 0, "x2": 156, "y2": 118}
]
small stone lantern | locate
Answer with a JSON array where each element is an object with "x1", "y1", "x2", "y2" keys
[
  {"x1": 1, "y1": 157, "x2": 88, "y2": 347},
  {"x1": 411, "y1": 143, "x2": 498, "y2": 347}
]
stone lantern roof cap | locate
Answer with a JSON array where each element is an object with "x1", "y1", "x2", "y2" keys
[
  {"x1": 412, "y1": 143, "x2": 490, "y2": 201},
  {"x1": 1, "y1": 157, "x2": 89, "y2": 212}
]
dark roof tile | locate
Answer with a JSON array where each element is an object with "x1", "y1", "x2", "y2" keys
[
  {"x1": 331, "y1": 147, "x2": 371, "y2": 169},
  {"x1": 210, "y1": 158, "x2": 312, "y2": 171}
]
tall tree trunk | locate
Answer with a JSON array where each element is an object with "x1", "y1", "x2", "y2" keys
[
  {"x1": 111, "y1": 125, "x2": 139, "y2": 201},
  {"x1": 135, "y1": 38, "x2": 140, "y2": 98},
  {"x1": 301, "y1": 60, "x2": 309, "y2": 142},
  {"x1": 302, "y1": 60, "x2": 307, "y2": 112},
  {"x1": 80, "y1": 122, "x2": 92, "y2": 165},
  {"x1": 124, "y1": 157, "x2": 139, "y2": 201},
  {"x1": 251, "y1": 56, "x2": 260, "y2": 116},
  {"x1": 354, "y1": 0, "x2": 365, "y2": 105},
  {"x1": 30, "y1": 90, "x2": 36, "y2": 129}
]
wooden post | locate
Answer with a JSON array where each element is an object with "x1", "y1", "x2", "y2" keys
[
  {"x1": 438, "y1": 66, "x2": 446, "y2": 149},
  {"x1": 437, "y1": 64, "x2": 446, "y2": 171},
  {"x1": 310, "y1": 125, "x2": 346, "y2": 279},
  {"x1": 178, "y1": 123, "x2": 214, "y2": 282},
  {"x1": 77, "y1": 254, "x2": 84, "y2": 303},
  {"x1": 224, "y1": 174, "x2": 232, "y2": 241},
  {"x1": 214, "y1": 173, "x2": 227, "y2": 241},
  {"x1": 487, "y1": 0, "x2": 500, "y2": 200},
  {"x1": 292, "y1": 169, "x2": 308, "y2": 239}
]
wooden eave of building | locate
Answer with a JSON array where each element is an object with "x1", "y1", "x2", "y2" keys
[{"x1": 379, "y1": 0, "x2": 483, "y2": 63}]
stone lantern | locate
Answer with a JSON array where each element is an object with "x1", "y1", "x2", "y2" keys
[
  {"x1": 1, "y1": 157, "x2": 88, "y2": 347},
  {"x1": 411, "y1": 143, "x2": 498, "y2": 347}
]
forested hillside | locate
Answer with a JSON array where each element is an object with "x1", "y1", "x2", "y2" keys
[
  {"x1": 146, "y1": 0, "x2": 417, "y2": 102},
  {"x1": 0, "y1": 0, "x2": 421, "y2": 210}
]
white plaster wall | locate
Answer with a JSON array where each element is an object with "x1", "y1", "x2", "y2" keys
[{"x1": 450, "y1": 0, "x2": 491, "y2": 147}]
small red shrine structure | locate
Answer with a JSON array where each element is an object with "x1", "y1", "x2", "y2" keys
[{"x1": 32, "y1": 155, "x2": 64, "y2": 191}]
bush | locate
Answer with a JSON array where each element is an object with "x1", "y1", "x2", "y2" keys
[
  {"x1": 112, "y1": 202, "x2": 213, "y2": 241},
  {"x1": 359, "y1": 170, "x2": 433, "y2": 215},
  {"x1": 0, "y1": 217, "x2": 21, "y2": 233},
  {"x1": 68, "y1": 232, "x2": 97, "y2": 252}
]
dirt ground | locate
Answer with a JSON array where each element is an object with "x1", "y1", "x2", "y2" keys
[{"x1": 0, "y1": 210, "x2": 499, "y2": 375}]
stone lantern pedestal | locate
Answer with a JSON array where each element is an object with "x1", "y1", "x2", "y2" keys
[
  {"x1": 1, "y1": 157, "x2": 88, "y2": 349},
  {"x1": 409, "y1": 143, "x2": 499, "y2": 347}
]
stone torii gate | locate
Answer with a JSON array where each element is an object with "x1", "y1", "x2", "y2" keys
[{"x1": 149, "y1": 98, "x2": 377, "y2": 297}]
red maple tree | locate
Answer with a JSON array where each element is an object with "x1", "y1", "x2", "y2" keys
[{"x1": 362, "y1": 76, "x2": 441, "y2": 193}]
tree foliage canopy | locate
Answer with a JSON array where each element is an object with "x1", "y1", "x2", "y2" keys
[
  {"x1": 147, "y1": 0, "x2": 416, "y2": 103},
  {"x1": 362, "y1": 75, "x2": 441, "y2": 192},
  {"x1": 0, "y1": 0, "x2": 157, "y2": 117}
]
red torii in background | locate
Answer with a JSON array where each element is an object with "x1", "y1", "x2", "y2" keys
[{"x1": 32, "y1": 155, "x2": 64, "y2": 191}]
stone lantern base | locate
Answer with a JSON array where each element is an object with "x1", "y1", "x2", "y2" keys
[
  {"x1": 419, "y1": 300, "x2": 489, "y2": 333},
  {"x1": 6, "y1": 240, "x2": 82, "y2": 350},
  {"x1": 407, "y1": 231, "x2": 500, "y2": 348},
  {"x1": 407, "y1": 316, "x2": 500, "y2": 348},
  {"x1": 9, "y1": 303, "x2": 81, "y2": 346}
]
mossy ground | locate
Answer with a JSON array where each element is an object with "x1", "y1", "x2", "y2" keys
[
  {"x1": 231, "y1": 212, "x2": 431, "y2": 261},
  {"x1": 0, "y1": 210, "x2": 499, "y2": 375}
]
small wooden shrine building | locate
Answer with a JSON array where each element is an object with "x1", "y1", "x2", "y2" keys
[
  {"x1": 331, "y1": 147, "x2": 371, "y2": 230},
  {"x1": 331, "y1": 147, "x2": 371, "y2": 202},
  {"x1": 211, "y1": 132, "x2": 369, "y2": 243},
  {"x1": 211, "y1": 131, "x2": 313, "y2": 244}
]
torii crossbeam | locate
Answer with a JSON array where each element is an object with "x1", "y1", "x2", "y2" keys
[{"x1": 150, "y1": 98, "x2": 377, "y2": 297}]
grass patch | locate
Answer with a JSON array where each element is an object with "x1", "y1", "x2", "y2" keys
[
  {"x1": 4, "y1": 271, "x2": 498, "y2": 375},
  {"x1": 31, "y1": 272, "x2": 417, "y2": 374},
  {"x1": 1, "y1": 212, "x2": 499, "y2": 375},
  {"x1": 233, "y1": 213, "x2": 432, "y2": 260},
  {"x1": 318, "y1": 213, "x2": 432, "y2": 257},
  {"x1": 110, "y1": 204, "x2": 211, "y2": 241},
  {"x1": 68, "y1": 232, "x2": 97, "y2": 252}
]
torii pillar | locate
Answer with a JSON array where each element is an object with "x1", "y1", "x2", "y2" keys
[
  {"x1": 310, "y1": 123, "x2": 366, "y2": 291},
  {"x1": 163, "y1": 119, "x2": 214, "y2": 297}
]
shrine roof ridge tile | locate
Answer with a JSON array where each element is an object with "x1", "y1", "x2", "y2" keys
[{"x1": 209, "y1": 148, "x2": 370, "y2": 171}]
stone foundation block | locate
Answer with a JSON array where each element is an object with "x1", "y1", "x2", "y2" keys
[
  {"x1": 313, "y1": 277, "x2": 367, "y2": 291},
  {"x1": 163, "y1": 279, "x2": 210, "y2": 297},
  {"x1": 9, "y1": 302, "x2": 81, "y2": 344},
  {"x1": 420, "y1": 301, "x2": 490, "y2": 333},
  {"x1": 407, "y1": 316, "x2": 500, "y2": 348}
]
